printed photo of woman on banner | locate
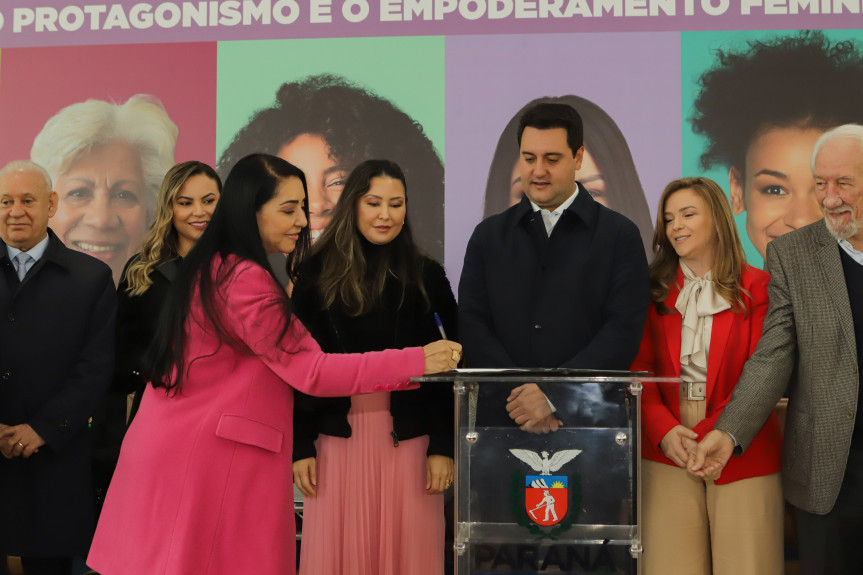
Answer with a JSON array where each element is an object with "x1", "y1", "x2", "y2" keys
[
  {"x1": 216, "y1": 37, "x2": 445, "y2": 261},
  {"x1": 0, "y1": 42, "x2": 217, "y2": 284},
  {"x1": 683, "y1": 29, "x2": 863, "y2": 268}
]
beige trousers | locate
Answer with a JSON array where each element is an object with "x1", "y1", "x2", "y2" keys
[{"x1": 641, "y1": 399, "x2": 784, "y2": 575}]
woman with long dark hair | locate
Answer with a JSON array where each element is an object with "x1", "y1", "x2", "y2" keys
[
  {"x1": 632, "y1": 177, "x2": 783, "y2": 574},
  {"x1": 86, "y1": 154, "x2": 461, "y2": 575},
  {"x1": 291, "y1": 159, "x2": 456, "y2": 575}
]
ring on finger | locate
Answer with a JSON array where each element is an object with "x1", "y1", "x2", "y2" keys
[{"x1": 16, "y1": 441, "x2": 25, "y2": 448}]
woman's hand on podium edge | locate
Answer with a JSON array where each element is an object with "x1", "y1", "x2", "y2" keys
[{"x1": 293, "y1": 457, "x2": 317, "y2": 497}]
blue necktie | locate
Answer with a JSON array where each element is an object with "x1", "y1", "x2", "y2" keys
[{"x1": 14, "y1": 252, "x2": 33, "y2": 282}]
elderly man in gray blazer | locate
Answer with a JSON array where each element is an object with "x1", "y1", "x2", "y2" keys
[{"x1": 691, "y1": 123, "x2": 863, "y2": 574}]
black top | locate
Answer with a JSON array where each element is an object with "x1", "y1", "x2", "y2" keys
[
  {"x1": 291, "y1": 241, "x2": 457, "y2": 461},
  {"x1": 115, "y1": 255, "x2": 180, "y2": 419}
]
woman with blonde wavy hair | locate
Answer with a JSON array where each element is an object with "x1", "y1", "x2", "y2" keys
[
  {"x1": 631, "y1": 176, "x2": 784, "y2": 574},
  {"x1": 118, "y1": 161, "x2": 221, "y2": 418}
]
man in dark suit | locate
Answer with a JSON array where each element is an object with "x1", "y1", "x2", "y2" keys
[
  {"x1": 691, "y1": 124, "x2": 863, "y2": 574},
  {"x1": 459, "y1": 103, "x2": 649, "y2": 431},
  {"x1": 0, "y1": 160, "x2": 116, "y2": 575}
]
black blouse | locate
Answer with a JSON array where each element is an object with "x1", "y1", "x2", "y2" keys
[{"x1": 291, "y1": 243, "x2": 457, "y2": 461}]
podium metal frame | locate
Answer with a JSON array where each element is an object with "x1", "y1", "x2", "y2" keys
[{"x1": 414, "y1": 369, "x2": 679, "y2": 575}]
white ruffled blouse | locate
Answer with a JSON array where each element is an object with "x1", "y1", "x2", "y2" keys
[{"x1": 675, "y1": 261, "x2": 731, "y2": 384}]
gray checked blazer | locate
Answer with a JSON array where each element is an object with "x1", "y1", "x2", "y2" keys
[{"x1": 717, "y1": 219, "x2": 860, "y2": 515}]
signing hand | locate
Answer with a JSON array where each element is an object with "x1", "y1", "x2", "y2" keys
[
  {"x1": 659, "y1": 425, "x2": 699, "y2": 467},
  {"x1": 0, "y1": 424, "x2": 46, "y2": 459},
  {"x1": 422, "y1": 340, "x2": 462, "y2": 374},
  {"x1": 426, "y1": 455, "x2": 454, "y2": 494},
  {"x1": 689, "y1": 429, "x2": 735, "y2": 480},
  {"x1": 292, "y1": 457, "x2": 317, "y2": 497}
]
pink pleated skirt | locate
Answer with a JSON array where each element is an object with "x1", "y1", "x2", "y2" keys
[{"x1": 298, "y1": 391, "x2": 445, "y2": 575}]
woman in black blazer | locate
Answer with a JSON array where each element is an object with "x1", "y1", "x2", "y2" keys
[{"x1": 91, "y1": 161, "x2": 221, "y2": 506}]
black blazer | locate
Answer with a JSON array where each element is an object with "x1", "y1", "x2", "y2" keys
[
  {"x1": 0, "y1": 230, "x2": 116, "y2": 557},
  {"x1": 458, "y1": 186, "x2": 649, "y2": 422},
  {"x1": 291, "y1": 252, "x2": 457, "y2": 461},
  {"x1": 114, "y1": 255, "x2": 179, "y2": 407}
]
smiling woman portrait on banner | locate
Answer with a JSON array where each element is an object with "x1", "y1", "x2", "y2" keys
[
  {"x1": 30, "y1": 95, "x2": 178, "y2": 285},
  {"x1": 217, "y1": 38, "x2": 444, "y2": 261},
  {"x1": 686, "y1": 29, "x2": 863, "y2": 267}
]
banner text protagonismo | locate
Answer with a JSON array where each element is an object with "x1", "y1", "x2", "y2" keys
[{"x1": 2, "y1": 0, "x2": 862, "y2": 33}]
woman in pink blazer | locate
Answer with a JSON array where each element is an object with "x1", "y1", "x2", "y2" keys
[
  {"x1": 86, "y1": 154, "x2": 461, "y2": 575},
  {"x1": 631, "y1": 177, "x2": 783, "y2": 574}
]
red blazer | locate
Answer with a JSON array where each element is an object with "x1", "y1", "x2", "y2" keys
[{"x1": 631, "y1": 264, "x2": 782, "y2": 484}]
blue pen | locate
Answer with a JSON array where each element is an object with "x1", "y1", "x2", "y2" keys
[{"x1": 433, "y1": 312, "x2": 448, "y2": 339}]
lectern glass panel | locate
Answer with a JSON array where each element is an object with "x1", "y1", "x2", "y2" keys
[{"x1": 413, "y1": 370, "x2": 678, "y2": 575}]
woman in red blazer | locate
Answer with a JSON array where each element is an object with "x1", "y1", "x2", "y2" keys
[{"x1": 632, "y1": 177, "x2": 783, "y2": 575}]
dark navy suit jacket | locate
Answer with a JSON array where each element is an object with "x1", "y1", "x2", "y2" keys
[
  {"x1": 0, "y1": 229, "x2": 115, "y2": 556},
  {"x1": 458, "y1": 184, "x2": 649, "y2": 424}
]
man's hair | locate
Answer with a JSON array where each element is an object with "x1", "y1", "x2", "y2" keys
[
  {"x1": 0, "y1": 160, "x2": 53, "y2": 192},
  {"x1": 811, "y1": 123, "x2": 863, "y2": 171},
  {"x1": 517, "y1": 103, "x2": 584, "y2": 154}
]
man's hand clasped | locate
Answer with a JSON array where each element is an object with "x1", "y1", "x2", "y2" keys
[
  {"x1": 688, "y1": 429, "x2": 735, "y2": 481},
  {"x1": 0, "y1": 423, "x2": 46, "y2": 459},
  {"x1": 506, "y1": 383, "x2": 563, "y2": 434}
]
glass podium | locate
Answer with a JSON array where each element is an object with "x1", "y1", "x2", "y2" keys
[{"x1": 413, "y1": 369, "x2": 678, "y2": 575}]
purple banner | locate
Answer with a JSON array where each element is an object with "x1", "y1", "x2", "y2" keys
[{"x1": 0, "y1": 0, "x2": 860, "y2": 48}]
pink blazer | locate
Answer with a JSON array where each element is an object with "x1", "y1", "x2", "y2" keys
[{"x1": 88, "y1": 257, "x2": 425, "y2": 575}]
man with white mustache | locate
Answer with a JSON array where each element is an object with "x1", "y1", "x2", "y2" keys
[{"x1": 691, "y1": 124, "x2": 863, "y2": 575}]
